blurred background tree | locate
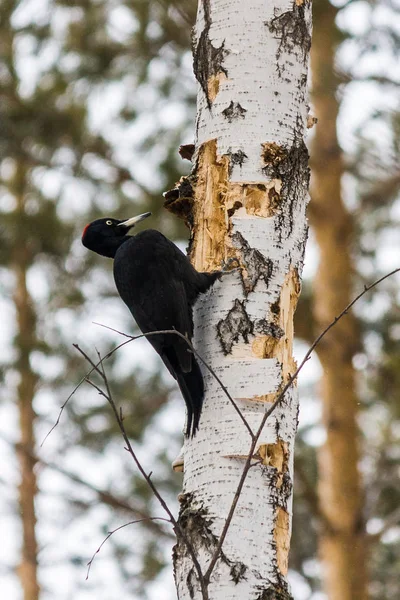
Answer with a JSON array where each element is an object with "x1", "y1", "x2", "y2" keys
[{"x1": 0, "y1": 0, "x2": 399, "y2": 599}]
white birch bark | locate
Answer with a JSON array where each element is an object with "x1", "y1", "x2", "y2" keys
[{"x1": 171, "y1": 0, "x2": 312, "y2": 598}]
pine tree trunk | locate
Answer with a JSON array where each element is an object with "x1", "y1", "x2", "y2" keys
[
  {"x1": 310, "y1": 2, "x2": 368, "y2": 598},
  {"x1": 170, "y1": 1, "x2": 312, "y2": 597},
  {"x1": 13, "y1": 165, "x2": 40, "y2": 600}
]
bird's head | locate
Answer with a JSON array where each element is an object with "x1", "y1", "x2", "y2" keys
[{"x1": 82, "y1": 212, "x2": 151, "y2": 258}]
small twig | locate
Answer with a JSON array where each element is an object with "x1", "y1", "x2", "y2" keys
[
  {"x1": 84, "y1": 376, "x2": 108, "y2": 399},
  {"x1": 44, "y1": 323, "x2": 254, "y2": 446},
  {"x1": 40, "y1": 337, "x2": 133, "y2": 447},
  {"x1": 40, "y1": 375, "x2": 89, "y2": 447},
  {"x1": 0, "y1": 432, "x2": 173, "y2": 540},
  {"x1": 86, "y1": 517, "x2": 170, "y2": 579}
]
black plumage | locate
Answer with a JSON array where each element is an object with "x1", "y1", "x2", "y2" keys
[{"x1": 82, "y1": 213, "x2": 220, "y2": 436}]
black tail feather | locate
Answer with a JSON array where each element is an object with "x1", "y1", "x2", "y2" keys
[{"x1": 176, "y1": 357, "x2": 204, "y2": 437}]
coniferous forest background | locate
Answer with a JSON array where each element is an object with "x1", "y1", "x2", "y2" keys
[{"x1": 0, "y1": 1, "x2": 399, "y2": 598}]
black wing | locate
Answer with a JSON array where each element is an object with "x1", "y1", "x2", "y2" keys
[
  {"x1": 113, "y1": 231, "x2": 194, "y2": 373},
  {"x1": 129, "y1": 277, "x2": 193, "y2": 374},
  {"x1": 113, "y1": 230, "x2": 208, "y2": 436}
]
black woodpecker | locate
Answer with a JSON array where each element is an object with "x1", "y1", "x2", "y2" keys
[{"x1": 82, "y1": 212, "x2": 222, "y2": 437}]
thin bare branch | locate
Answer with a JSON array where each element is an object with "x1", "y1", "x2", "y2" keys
[
  {"x1": 40, "y1": 337, "x2": 133, "y2": 447},
  {"x1": 44, "y1": 320, "x2": 254, "y2": 447},
  {"x1": 86, "y1": 517, "x2": 170, "y2": 580},
  {"x1": 0, "y1": 432, "x2": 174, "y2": 540},
  {"x1": 74, "y1": 344, "x2": 208, "y2": 598}
]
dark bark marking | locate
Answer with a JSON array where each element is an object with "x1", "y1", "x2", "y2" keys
[
  {"x1": 254, "y1": 320, "x2": 284, "y2": 340},
  {"x1": 261, "y1": 139, "x2": 309, "y2": 241},
  {"x1": 267, "y1": 4, "x2": 311, "y2": 66},
  {"x1": 260, "y1": 437, "x2": 292, "y2": 513},
  {"x1": 232, "y1": 231, "x2": 274, "y2": 294},
  {"x1": 275, "y1": 140, "x2": 310, "y2": 240},
  {"x1": 202, "y1": 0, "x2": 211, "y2": 22},
  {"x1": 176, "y1": 493, "x2": 229, "y2": 560},
  {"x1": 268, "y1": 185, "x2": 282, "y2": 211},
  {"x1": 222, "y1": 101, "x2": 247, "y2": 122},
  {"x1": 255, "y1": 587, "x2": 293, "y2": 600},
  {"x1": 230, "y1": 561, "x2": 247, "y2": 584},
  {"x1": 268, "y1": 468, "x2": 293, "y2": 510},
  {"x1": 193, "y1": 0, "x2": 228, "y2": 107},
  {"x1": 226, "y1": 148, "x2": 248, "y2": 177},
  {"x1": 270, "y1": 300, "x2": 280, "y2": 317},
  {"x1": 173, "y1": 492, "x2": 234, "y2": 588},
  {"x1": 217, "y1": 298, "x2": 253, "y2": 355},
  {"x1": 186, "y1": 567, "x2": 196, "y2": 599}
]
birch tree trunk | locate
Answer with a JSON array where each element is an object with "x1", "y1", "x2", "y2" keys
[{"x1": 168, "y1": 0, "x2": 312, "y2": 597}]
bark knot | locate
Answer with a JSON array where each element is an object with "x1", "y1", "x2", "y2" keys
[{"x1": 262, "y1": 143, "x2": 288, "y2": 173}]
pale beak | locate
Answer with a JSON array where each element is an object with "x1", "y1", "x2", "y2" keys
[{"x1": 118, "y1": 212, "x2": 152, "y2": 228}]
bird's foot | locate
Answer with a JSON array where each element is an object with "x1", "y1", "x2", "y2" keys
[{"x1": 220, "y1": 257, "x2": 241, "y2": 274}]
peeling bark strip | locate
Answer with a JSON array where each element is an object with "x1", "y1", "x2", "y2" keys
[{"x1": 173, "y1": 0, "x2": 311, "y2": 598}]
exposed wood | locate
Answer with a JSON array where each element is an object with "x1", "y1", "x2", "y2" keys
[
  {"x1": 275, "y1": 507, "x2": 290, "y2": 576},
  {"x1": 274, "y1": 268, "x2": 301, "y2": 382},
  {"x1": 190, "y1": 139, "x2": 230, "y2": 271}
]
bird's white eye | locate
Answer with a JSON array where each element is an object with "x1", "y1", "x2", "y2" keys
[{"x1": 106, "y1": 220, "x2": 113, "y2": 226}]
